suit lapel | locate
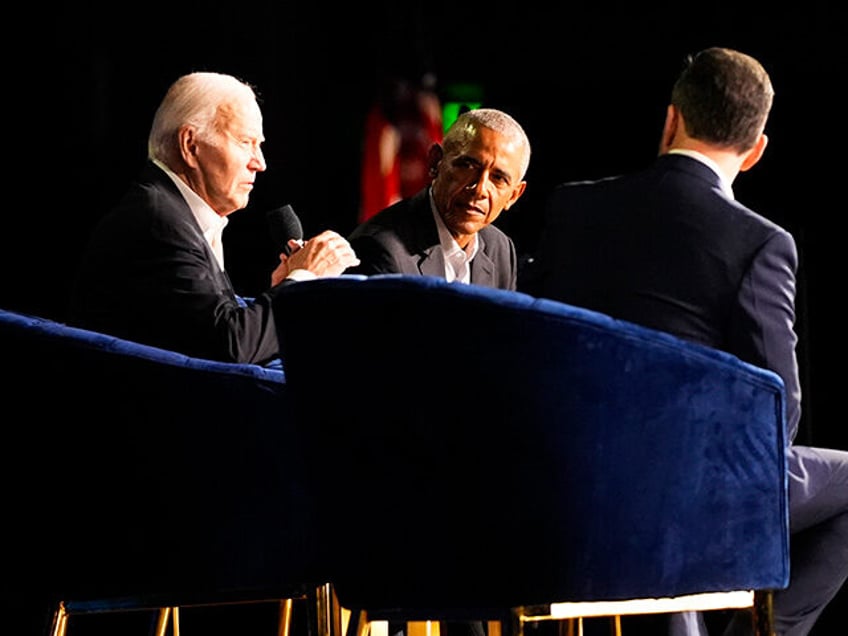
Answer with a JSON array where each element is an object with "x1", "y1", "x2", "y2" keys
[
  {"x1": 406, "y1": 191, "x2": 446, "y2": 278},
  {"x1": 150, "y1": 163, "x2": 235, "y2": 295},
  {"x1": 470, "y1": 235, "x2": 495, "y2": 285},
  {"x1": 418, "y1": 244, "x2": 445, "y2": 277}
]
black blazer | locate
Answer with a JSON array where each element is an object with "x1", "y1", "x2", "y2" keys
[
  {"x1": 69, "y1": 161, "x2": 284, "y2": 365},
  {"x1": 347, "y1": 188, "x2": 518, "y2": 291},
  {"x1": 522, "y1": 153, "x2": 801, "y2": 439}
]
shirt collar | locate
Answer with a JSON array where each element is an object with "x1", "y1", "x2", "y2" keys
[
  {"x1": 153, "y1": 159, "x2": 229, "y2": 239},
  {"x1": 428, "y1": 188, "x2": 479, "y2": 262},
  {"x1": 667, "y1": 149, "x2": 735, "y2": 199}
]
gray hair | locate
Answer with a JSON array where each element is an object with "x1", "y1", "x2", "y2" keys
[
  {"x1": 445, "y1": 108, "x2": 532, "y2": 179},
  {"x1": 147, "y1": 72, "x2": 258, "y2": 168}
]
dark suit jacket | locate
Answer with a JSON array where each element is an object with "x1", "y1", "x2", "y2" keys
[
  {"x1": 69, "y1": 161, "x2": 284, "y2": 365},
  {"x1": 346, "y1": 188, "x2": 518, "y2": 291},
  {"x1": 522, "y1": 153, "x2": 801, "y2": 440}
]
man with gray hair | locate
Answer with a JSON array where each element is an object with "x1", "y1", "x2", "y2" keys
[
  {"x1": 70, "y1": 71, "x2": 359, "y2": 365},
  {"x1": 346, "y1": 107, "x2": 531, "y2": 291}
]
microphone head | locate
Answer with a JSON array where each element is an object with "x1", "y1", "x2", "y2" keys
[{"x1": 266, "y1": 204, "x2": 304, "y2": 254}]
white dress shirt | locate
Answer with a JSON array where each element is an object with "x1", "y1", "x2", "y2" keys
[{"x1": 429, "y1": 190, "x2": 478, "y2": 283}]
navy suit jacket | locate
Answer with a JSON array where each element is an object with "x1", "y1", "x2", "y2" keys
[
  {"x1": 69, "y1": 161, "x2": 284, "y2": 365},
  {"x1": 346, "y1": 188, "x2": 518, "y2": 291},
  {"x1": 522, "y1": 153, "x2": 801, "y2": 440}
]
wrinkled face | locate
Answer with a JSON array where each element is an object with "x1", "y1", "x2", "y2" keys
[
  {"x1": 187, "y1": 97, "x2": 267, "y2": 216},
  {"x1": 429, "y1": 125, "x2": 526, "y2": 246}
]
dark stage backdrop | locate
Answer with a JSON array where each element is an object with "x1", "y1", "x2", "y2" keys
[
  {"x1": 11, "y1": 3, "x2": 843, "y2": 447},
  {"x1": 7, "y1": 5, "x2": 844, "y2": 628}
]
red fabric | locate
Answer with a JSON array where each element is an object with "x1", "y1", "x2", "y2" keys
[{"x1": 359, "y1": 82, "x2": 442, "y2": 223}]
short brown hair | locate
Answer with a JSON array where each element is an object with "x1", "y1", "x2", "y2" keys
[{"x1": 671, "y1": 47, "x2": 774, "y2": 152}]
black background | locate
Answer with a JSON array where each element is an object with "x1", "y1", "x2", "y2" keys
[
  {"x1": 10, "y1": 0, "x2": 843, "y2": 460},
  {"x1": 6, "y1": 1, "x2": 844, "y2": 632}
]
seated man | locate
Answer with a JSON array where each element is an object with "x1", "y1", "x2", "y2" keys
[
  {"x1": 69, "y1": 71, "x2": 358, "y2": 365},
  {"x1": 346, "y1": 107, "x2": 530, "y2": 291},
  {"x1": 521, "y1": 46, "x2": 848, "y2": 636}
]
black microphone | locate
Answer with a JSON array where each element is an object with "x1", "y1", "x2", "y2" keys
[{"x1": 266, "y1": 204, "x2": 304, "y2": 256}]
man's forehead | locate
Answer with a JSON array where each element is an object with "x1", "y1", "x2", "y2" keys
[
  {"x1": 220, "y1": 100, "x2": 263, "y2": 134},
  {"x1": 459, "y1": 128, "x2": 521, "y2": 157}
]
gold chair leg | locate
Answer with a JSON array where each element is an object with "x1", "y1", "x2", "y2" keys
[
  {"x1": 753, "y1": 590, "x2": 775, "y2": 636},
  {"x1": 558, "y1": 618, "x2": 582, "y2": 636},
  {"x1": 154, "y1": 607, "x2": 172, "y2": 636},
  {"x1": 407, "y1": 621, "x2": 439, "y2": 636},
  {"x1": 278, "y1": 598, "x2": 294, "y2": 636},
  {"x1": 354, "y1": 610, "x2": 371, "y2": 636},
  {"x1": 510, "y1": 607, "x2": 524, "y2": 636},
  {"x1": 609, "y1": 615, "x2": 621, "y2": 636},
  {"x1": 49, "y1": 601, "x2": 176, "y2": 636},
  {"x1": 50, "y1": 601, "x2": 68, "y2": 636},
  {"x1": 558, "y1": 618, "x2": 577, "y2": 636},
  {"x1": 314, "y1": 582, "x2": 344, "y2": 636},
  {"x1": 488, "y1": 620, "x2": 502, "y2": 636}
]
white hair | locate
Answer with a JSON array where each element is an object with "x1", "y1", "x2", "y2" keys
[
  {"x1": 446, "y1": 107, "x2": 531, "y2": 179},
  {"x1": 147, "y1": 72, "x2": 258, "y2": 168}
]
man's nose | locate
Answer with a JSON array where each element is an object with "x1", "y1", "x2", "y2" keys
[
  {"x1": 250, "y1": 146, "x2": 267, "y2": 171},
  {"x1": 465, "y1": 176, "x2": 484, "y2": 193}
]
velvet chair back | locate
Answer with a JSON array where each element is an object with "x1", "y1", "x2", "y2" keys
[{"x1": 273, "y1": 274, "x2": 789, "y2": 622}]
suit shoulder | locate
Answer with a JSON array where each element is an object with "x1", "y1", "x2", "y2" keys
[
  {"x1": 480, "y1": 222, "x2": 513, "y2": 245},
  {"x1": 349, "y1": 196, "x2": 428, "y2": 246},
  {"x1": 555, "y1": 173, "x2": 625, "y2": 189},
  {"x1": 726, "y1": 198, "x2": 795, "y2": 246},
  {"x1": 547, "y1": 173, "x2": 629, "y2": 202},
  {"x1": 89, "y1": 176, "x2": 196, "y2": 249}
]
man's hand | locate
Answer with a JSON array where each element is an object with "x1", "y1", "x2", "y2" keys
[{"x1": 271, "y1": 230, "x2": 360, "y2": 286}]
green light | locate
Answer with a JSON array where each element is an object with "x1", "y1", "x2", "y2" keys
[
  {"x1": 442, "y1": 101, "x2": 483, "y2": 132},
  {"x1": 441, "y1": 82, "x2": 485, "y2": 132}
]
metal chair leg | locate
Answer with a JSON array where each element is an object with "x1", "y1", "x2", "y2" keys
[
  {"x1": 753, "y1": 590, "x2": 775, "y2": 636},
  {"x1": 407, "y1": 622, "x2": 439, "y2": 636},
  {"x1": 50, "y1": 601, "x2": 68, "y2": 636},
  {"x1": 313, "y1": 582, "x2": 343, "y2": 636},
  {"x1": 609, "y1": 615, "x2": 621, "y2": 636},
  {"x1": 278, "y1": 598, "x2": 294, "y2": 636},
  {"x1": 153, "y1": 607, "x2": 175, "y2": 636},
  {"x1": 557, "y1": 618, "x2": 580, "y2": 636}
]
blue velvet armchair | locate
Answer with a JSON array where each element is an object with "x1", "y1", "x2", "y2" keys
[
  {"x1": 5, "y1": 268, "x2": 790, "y2": 636},
  {"x1": 1, "y1": 308, "x2": 327, "y2": 636},
  {"x1": 272, "y1": 274, "x2": 790, "y2": 636}
]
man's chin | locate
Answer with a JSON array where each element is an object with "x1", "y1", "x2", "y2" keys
[
  {"x1": 229, "y1": 196, "x2": 251, "y2": 214},
  {"x1": 459, "y1": 219, "x2": 486, "y2": 234}
]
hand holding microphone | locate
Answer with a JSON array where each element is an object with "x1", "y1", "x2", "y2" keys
[
  {"x1": 267, "y1": 204, "x2": 304, "y2": 256},
  {"x1": 267, "y1": 205, "x2": 359, "y2": 285}
]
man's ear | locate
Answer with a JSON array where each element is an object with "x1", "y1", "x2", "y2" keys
[
  {"x1": 178, "y1": 125, "x2": 200, "y2": 168},
  {"x1": 740, "y1": 133, "x2": 768, "y2": 172},
  {"x1": 427, "y1": 143, "x2": 444, "y2": 178},
  {"x1": 504, "y1": 181, "x2": 527, "y2": 210},
  {"x1": 658, "y1": 105, "x2": 679, "y2": 154}
]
